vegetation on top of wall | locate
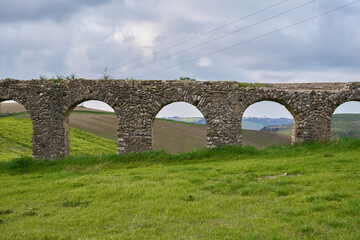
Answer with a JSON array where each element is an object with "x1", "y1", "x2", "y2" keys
[
  {"x1": 101, "y1": 67, "x2": 112, "y2": 80},
  {"x1": 179, "y1": 76, "x2": 196, "y2": 81},
  {"x1": 238, "y1": 82, "x2": 268, "y2": 88},
  {"x1": 38, "y1": 74, "x2": 78, "y2": 83}
]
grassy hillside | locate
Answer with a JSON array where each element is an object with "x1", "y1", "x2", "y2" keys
[
  {"x1": 0, "y1": 117, "x2": 116, "y2": 161},
  {"x1": 0, "y1": 140, "x2": 359, "y2": 239},
  {"x1": 331, "y1": 114, "x2": 360, "y2": 138}
]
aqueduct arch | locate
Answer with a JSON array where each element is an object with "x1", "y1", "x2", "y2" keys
[
  {"x1": 0, "y1": 94, "x2": 37, "y2": 157},
  {"x1": 331, "y1": 101, "x2": 360, "y2": 138},
  {"x1": 1, "y1": 78, "x2": 359, "y2": 159},
  {"x1": 239, "y1": 96, "x2": 299, "y2": 143},
  {"x1": 152, "y1": 101, "x2": 207, "y2": 152},
  {"x1": 149, "y1": 93, "x2": 211, "y2": 148},
  {"x1": 64, "y1": 99, "x2": 119, "y2": 157}
]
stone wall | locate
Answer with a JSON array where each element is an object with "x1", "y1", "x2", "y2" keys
[{"x1": 1, "y1": 78, "x2": 359, "y2": 159}]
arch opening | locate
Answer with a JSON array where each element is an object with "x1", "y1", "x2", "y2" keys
[
  {"x1": 241, "y1": 101, "x2": 295, "y2": 148},
  {"x1": 0, "y1": 100, "x2": 33, "y2": 161},
  {"x1": 331, "y1": 101, "x2": 360, "y2": 139},
  {"x1": 64, "y1": 100, "x2": 118, "y2": 157},
  {"x1": 152, "y1": 101, "x2": 207, "y2": 153}
]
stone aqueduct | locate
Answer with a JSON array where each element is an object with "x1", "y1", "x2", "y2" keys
[{"x1": 0, "y1": 79, "x2": 359, "y2": 159}]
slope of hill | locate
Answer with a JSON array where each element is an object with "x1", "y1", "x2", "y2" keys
[
  {"x1": 0, "y1": 116, "x2": 116, "y2": 161},
  {"x1": 153, "y1": 119, "x2": 206, "y2": 153},
  {"x1": 0, "y1": 102, "x2": 27, "y2": 114},
  {"x1": 242, "y1": 129, "x2": 291, "y2": 148}
]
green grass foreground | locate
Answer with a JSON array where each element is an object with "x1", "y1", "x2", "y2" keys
[{"x1": 0, "y1": 139, "x2": 359, "y2": 239}]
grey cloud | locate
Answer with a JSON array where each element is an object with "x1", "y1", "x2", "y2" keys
[
  {"x1": 215, "y1": 5, "x2": 360, "y2": 75},
  {"x1": 0, "y1": 0, "x2": 112, "y2": 23},
  {"x1": 1, "y1": 0, "x2": 360, "y2": 83}
]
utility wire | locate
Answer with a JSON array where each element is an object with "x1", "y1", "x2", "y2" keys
[
  {"x1": 83, "y1": 0, "x2": 292, "y2": 79},
  {"x1": 111, "y1": 0, "x2": 317, "y2": 77},
  {"x1": 134, "y1": 0, "x2": 360, "y2": 79}
]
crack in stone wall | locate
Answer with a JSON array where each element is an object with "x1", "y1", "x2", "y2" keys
[{"x1": 1, "y1": 79, "x2": 359, "y2": 159}]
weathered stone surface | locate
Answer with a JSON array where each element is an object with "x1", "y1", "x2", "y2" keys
[{"x1": 1, "y1": 78, "x2": 359, "y2": 159}]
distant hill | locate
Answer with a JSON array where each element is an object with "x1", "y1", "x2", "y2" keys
[
  {"x1": 242, "y1": 117, "x2": 293, "y2": 130},
  {"x1": 261, "y1": 124, "x2": 293, "y2": 135},
  {"x1": 160, "y1": 116, "x2": 294, "y2": 130},
  {"x1": 160, "y1": 116, "x2": 206, "y2": 125},
  {"x1": 261, "y1": 114, "x2": 360, "y2": 139}
]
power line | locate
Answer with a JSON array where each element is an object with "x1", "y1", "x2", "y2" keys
[
  {"x1": 134, "y1": 0, "x2": 360, "y2": 79},
  {"x1": 83, "y1": 0, "x2": 293, "y2": 79},
  {"x1": 111, "y1": 0, "x2": 317, "y2": 77}
]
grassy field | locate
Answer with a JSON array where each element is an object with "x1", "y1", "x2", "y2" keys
[{"x1": 0, "y1": 139, "x2": 359, "y2": 239}]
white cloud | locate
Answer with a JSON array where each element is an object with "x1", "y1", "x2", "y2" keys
[{"x1": 197, "y1": 57, "x2": 212, "y2": 67}]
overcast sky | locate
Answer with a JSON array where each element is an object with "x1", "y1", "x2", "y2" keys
[{"x1": 1, "y1": 0, "x2": 360, "y2": 118}]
